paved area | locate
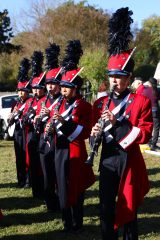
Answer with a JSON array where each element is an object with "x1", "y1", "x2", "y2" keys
[{"x1": 144, "y1": 140, "x2": 160, "y2": 156}]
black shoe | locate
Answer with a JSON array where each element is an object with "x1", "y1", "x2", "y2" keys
[
  {"x1": 150, "y1": 144, "x2": 160, "y2": 151},
  {"x1": 45, "y1": 198, "x2": 60, "y2": 212},
  {"x1": 17, "y1": 182, "x2": 25, "y2": 188},
  {"x1": 32, "y1": 193, "x2": 44, "y2": 199},
  {"x1": 62, "y1": 226, "x2": 73, "y2": 233},
  {"x1": 46, "y1": 206, "x2": 58, "y2": 212},
  {"x1": 72, "y1": 224, "x2": 83, "y2": 233},
  {"x1": 24, "y1": 183, "x2": 30, "y2": 188},
  {"x1": 154, "y1": 145, "x2": 160, "y2": 150},
  {"x1": 150, "y1": 147, "x2": 156, "y2": 151}
]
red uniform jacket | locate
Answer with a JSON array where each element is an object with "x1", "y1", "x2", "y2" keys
[
  {"x1": 92, "y1": 91, "x2": 153, "y2": 229},
  {"x1": 52, "y1": 95, "x2": 95, "y2": 208},
  {"x1": 36, "y1": 93, "x2": 61, "y2": 123},
  {"x1": 36, "y1": 95, "x2": 49, "y2": 115},
  {"x1": 22, "y1": 96, "x2": 39, "y2": 169},
  {"x1": 13, "y1": 98, "x2": 28, "y2": 127},
  {"x1": 35, "y1": 95, "x2": 50, "y2": 132}
]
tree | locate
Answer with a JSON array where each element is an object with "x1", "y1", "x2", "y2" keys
[
  {"x1": 80, "y1": 47, "x2": 107, "y2": 93},
  {"x1": 0, "y1": 53, "x2": 18, "y2": 91},
  {"x1": 134, "y1": 15, "x2": 160, "y2": 70},
  {"x1": 9, "y1": 0, "x2": 110, "y2": 94},
  {"x1": 0, "y1": 9, "x2": 21, "y2": 54},
  {"x1": 134, "y1": 64, "x2": 156, "y2": 82},
  {"x1": 13, "y1": 1, "x2": 109, "y2": 54}
]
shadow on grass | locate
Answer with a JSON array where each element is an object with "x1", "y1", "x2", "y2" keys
[
  {"x1": 85, "y1": 188, "x2": 99, "y2": 199},
  {"x1": 0, "y1": 202, "x2": 99, "y2": 227},
  {"x1": 137, "y1": 194, "x2": 160, "y2": 236},
  {"x1": 139, "y1": 196, "x2": 160, "y2": 214},
  {"x1": 0, "y1": 225, "x2": 101, "y2": 240},
  {"x1": 0, "y1": 196, "x2": 43, "y2": 210},
  {"x1": 139, "y1": 216, "x2": 160, "y2": 235},
  {"x1": 0, "y1": 210, "x2": 60, "y2": 227},
  {"x1": 2, "y1": 219, "x2": 160, "y2": 240},
  {"x1": 84, "y1": 203, "x2": 99, "y2": 217},
  {"x1": 0, "y1": 143, "x2": 13, "y2": 148},
  {"x1": 1, "y1": 211, "x2": 160, "y2": 239},
  {"x1": 147, "y1": 167, "x2": 160, "y2": 175},
  {"x1": 150, "y1": 180, "x2": 160, "y2": 188},
  {"x1": 0, "y1": 182, "x2": 19, "y2": 188}
]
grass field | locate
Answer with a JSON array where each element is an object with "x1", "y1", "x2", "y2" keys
[{"x1": 0, "y1": 140, "x2": 160, "y2": 240}]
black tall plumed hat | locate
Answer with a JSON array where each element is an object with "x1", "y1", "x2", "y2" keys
[
  {"x1": 17, "y1": 58, "x2": 30, "y2": 91},
  {"x1": 30, "y1": 50, "x2": 45, "y2": 88},
  {"x1": 45, "y1": 43, "x2": 60, "y2": 70},
  {"x1": 31, "y1": 51, "x2": 44, "y2": 78},
  {"x1": 107, "y1": 7, "x2": 135, "y2": 76},
  {"x1": 60, "y1": 40, "x2": 83, "y2": 88},
  {"x1": 61, "y1": 40, "x2": 83, "y2": 73},
  {"x1": 45, "y1": 43, "x2": 61, "y2": 84}
]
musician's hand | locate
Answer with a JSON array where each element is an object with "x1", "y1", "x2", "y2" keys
[
  {"x1": 91, "y1": 123, "x2": 102, "y2": 137},
  {"x1": 33, "y1": 115, "x2": 40, "y2": 124},
  {"x1": 101, "y1": 110, "x2": 117, "y2": 126},
  {"x1": 13, "y1": 106, "x2": 18, "y2": 113},
  {"x1": 45, "y1": 122, "x2": 54, "y2": 134},
  {"x1": 7, "y1": 113, "x2": 13, "y2": 121},
  {"x1": 40, "y1": 107, "x2": 50, "y2": 115},
  {"x1": 52, "y1": 113, "x2": 65, "y2": 124},
  {"x1": 44, "y1": 123, "x2": 48, "y2": 133}
]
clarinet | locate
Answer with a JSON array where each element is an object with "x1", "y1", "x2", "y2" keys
[
  {"x1": 34, "y1": 91, "x2": 50, "y2": 134},
  {"x1": 21, "y1": 94, "x2": 36, "y2": 127},
  {"x1": 5, "y1": 98, "x2": 22, "y2": 133},
  {"x1": 85, "y1": 84, "x2": 116, "y2": 166},
  {"x1": 44, "y1": 96, "x2": 64, "y2": 142}
]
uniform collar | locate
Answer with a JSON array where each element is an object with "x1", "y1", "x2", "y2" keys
[{"x1": 113, "y1": 88, "x2": 130, "y2": 100}]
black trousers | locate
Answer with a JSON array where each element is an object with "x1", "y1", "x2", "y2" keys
[
  {"x1": 39, "y1": 139, "x2": 59, "y2": 211},
  {"x1": 62, "y1": 192, "x2": 84, "y2": 230},
  {"x1": 14, "y1": 128, "x2": 27, "y2": 187},
  {"x1": 28, "y1": 131, "x2": 44, "y2": 197},
  {"x1": 99, "y1": 164, "x2": 138, "y2": 240},
  {"x1": 152, "y1": 117, "x2": 160, "y2": 146}
]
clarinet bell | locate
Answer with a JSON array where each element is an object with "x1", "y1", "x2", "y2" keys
[{"x1": 85, "y1": 151, "x2": 95, "y2": 166}]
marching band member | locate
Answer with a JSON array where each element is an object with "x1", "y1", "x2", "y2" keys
[
  {"x1": 22, "y1": 51, "x2": 46, "y2": 197},
  {"x1": 50, "y1": 40, "x2": 95, "y2": 232},
  {"x1": 7, "y1": 58, "x2": 30, "y2": 187},
  {"x1": 36, "y1": 43, "x2": 62, "y2": 211},
  {"x1": 91, "y1": 8, "x2": 153, "y2": 240}
]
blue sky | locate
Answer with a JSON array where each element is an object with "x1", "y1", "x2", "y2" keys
[{"x1": 0, "y1": 0, "x2": 160, "y2": 30}]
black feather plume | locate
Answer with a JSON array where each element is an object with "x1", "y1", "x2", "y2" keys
[
  {"x1": 61, "y1": 40, "x2": 83, "y2": 73},
  {"x1": 108, "y1": 7, "x2": 133, "y2": 56},
  {"x1": 45, "y1": 43, "x2": 60, "y2": 70},
  {"x1": 31, "y1": 51, "x2": 43, "y2": 77},
  {"x1": 17, "y1": 58, "x2": 30, "y2": 82}
]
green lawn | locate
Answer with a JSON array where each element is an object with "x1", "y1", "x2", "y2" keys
[{"x1": 0, "y1": 140, "x2": 160, "y2": 240}]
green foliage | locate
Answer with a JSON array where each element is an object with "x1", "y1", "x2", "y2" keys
[
  {"x1": 80, "y1": 48, "x2": 108, "y2": 92},
  {"x1": 13, "y1": 0, "x2": 109, "y2": 53},
  {"x1": 134, "y1": 15, "x2": 160, "y2": 70},
  {"x1": 0, "y1": 54, "x2": 17, "y2": 91},
  {"x1": 0, "y1": 51, "x2": 22, "y2": 91},
  {"x1": 1, "y1": 2, "x2": 160, "y2": 92},
  {"x1": 0, "y1": 9, "x2": 22, "y2": 90},
  {"x1": 0, "y1": 9, "x2": 21, "y2": 54},
  {"x1": 1, "y1": 1, "x2": 110, "y2": 92},
  {"x1": 134, "y1": 64, "x2": 156, "y2": 82},
  {"x1": 143, "y1": 15, "x2": 160, "y2": 50}
]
